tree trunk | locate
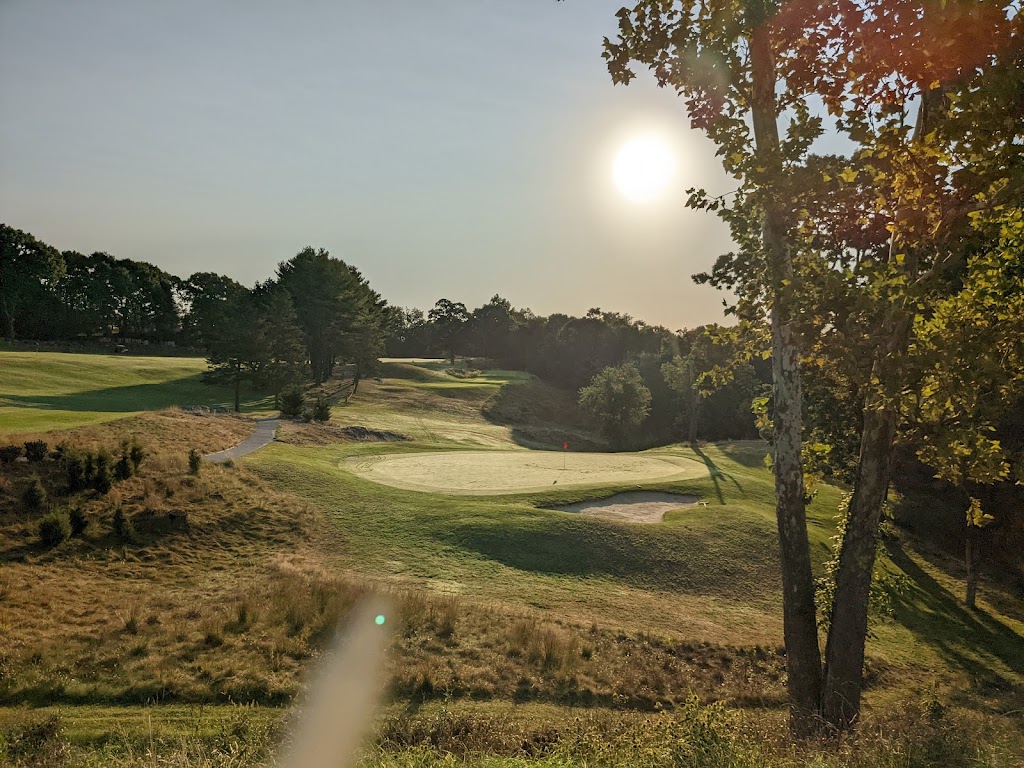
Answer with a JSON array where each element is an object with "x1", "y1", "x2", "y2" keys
[
  {"x1": 965, "y1": 524, "x2": 979, "y2": 609},
  {"x1": 820, "y1": 395, "x2": 898, "y2": 729},
  {"x1": 3, "y1": 309, "x2": 13, "y2": 342},
  {"x1": 234, "y1": 360, "x2": 241, "y2": 413},
  {"x1": 688, "y1": 391, "x2": 701, "y2": 444},
  {"x1": 820, "y1": 81, "x2": 942, "y2": 731},
  {"x1": 351, "y1": 363, "x2": 362, "y2": 397},
  {"x1": 749, "y1": 21, "x2": 822, "y2": 734}
]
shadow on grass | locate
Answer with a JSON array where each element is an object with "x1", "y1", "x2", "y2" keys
[
  {"x1": 886, "y1": 541, "x2": 1024, "y2": 704},
  {"x1": 3, "y1": 379, "x2": 272, "y2": 414},
  {"x1": 445, "y1": 516, "x2": 780, "y2": 601},
  {"x1": 717, "y1": 441, "x2": 771, "y2": 469},
  {"x1": 691, "y1": 446, "x2": 744, "y2": 503}
]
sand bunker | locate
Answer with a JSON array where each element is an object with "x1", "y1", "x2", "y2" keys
[
  {"x1": 552, "y1": 492, "x2": 700, "y2": 523},
  {"x1": 342, "y1": 450, "x2": 707, "y2": 495}
]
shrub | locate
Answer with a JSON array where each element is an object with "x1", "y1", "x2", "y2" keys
[
  {"x1": 64, "y1": 451, "x2": 87, "y2": 493},
  {"x1": 21, "y1": 477, "x2": 47, "y2": 512},
  {"x1": 312, "y1": 395, "x2": 332, "y2": 423},
  {"x1": 0, "y1": 444, "x2": 23, "y2": 463},
  {"x1": 114, "y1": 454, "x2": 133, "y2": 481},
  {"x1": 83, "y1": 451, "x2": 96, "y2": 485},
  {"x1": 129, "y1": 440, "x2": 145, "y2": 471},
  {"x1": 23, "y1": 441, "x2": 48, "y2": 462},
  {"x1": 112, "y1": 506, "x2": 134, "y2": 541},
  {"x1": 279, "y1": 385, "x2": 305, "y2": 418},
  {"x1": 93, "y1": 451, "x2": 113, "y2": 494},
  {"x1": 39, "y1": 510, "x2": 71, "y2": 547},
  {"x1": 578, "y1": 363, "x2": 652, "y2": 447},
  {"x1": 188, "y1": 449, "x2": 202, "y2": 476},
  {"x1": 69, "y1": 506, "x2": 89, "y2": 536}
]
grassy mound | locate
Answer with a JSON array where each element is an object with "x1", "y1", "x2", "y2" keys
[{"x1": 0, "y1": 351, "x2": 273, "y2": 434}]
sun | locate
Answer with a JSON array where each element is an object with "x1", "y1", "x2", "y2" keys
[{"x1": 612, "y1": 136, "x2": 675, "y2": 203}]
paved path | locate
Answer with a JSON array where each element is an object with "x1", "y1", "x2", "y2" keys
[{"x1": 204, "y1": 418, "x2": 280, "y2": 463}]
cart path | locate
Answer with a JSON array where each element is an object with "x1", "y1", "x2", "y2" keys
[{"x1": 204, "y1": 418, "x2": 279, "y2": 463}]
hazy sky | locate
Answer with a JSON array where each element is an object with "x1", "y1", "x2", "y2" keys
[{"x1": 0, "y1": 1, "x2": 741, "y2": 331}]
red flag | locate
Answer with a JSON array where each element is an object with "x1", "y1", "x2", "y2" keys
[{"x1": 563, "y1": 440, "x2": 568, "y2": 450}]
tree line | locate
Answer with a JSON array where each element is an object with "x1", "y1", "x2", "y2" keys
[
  {"x1": 388, "y1": 297, "x2": 766, "y2": 444},
  {"x1": 0, "y1": 227, "x2": 388, "y2": 408}
]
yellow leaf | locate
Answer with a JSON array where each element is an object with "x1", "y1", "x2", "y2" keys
[{"x1": 839, "y1": 167, "x2": 858, "y2": 183}]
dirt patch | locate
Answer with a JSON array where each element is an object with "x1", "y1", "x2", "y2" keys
[
  {"x1": 277, "y1": 421, "x2": 410, "y2": 446},
  {"x1": 550, "y1": 492, "x2": 700, "y2": 524},
  {"x1": 339, "y1": 425, "x2": 410, "y2": 442}
]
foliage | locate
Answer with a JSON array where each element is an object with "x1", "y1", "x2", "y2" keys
[
  {"x1": 0, "y1": 224, "x2": 64, "y2": 341},
  {"x1": 93, "y1": 450, "x2": 113, "y2": 494},
  {"x1": 815, "y1": 495, "x2": 910, "y2": 633},
  {"x1": 23, "y1": 440, "x2": 48, "y2": 462},
  {"x1": 277, "y1": 247, "x2": 386, "y2": 384},
  {"x1": 311, "y1": 395, "x2": 332, "y2": 423},
  {"x1": 21, "y1": 476, "x2": 47, "y2": 512},
  {"x1": 68, "y1": 505, "x2": 89, "y2": 536},
  {"x1": 0, "y1": 444, "x2": 22, "y2": 463},
  {"x1": 38, "y1": 509, "x2": 71, "y2": 547},
  {"x1": 128, "y1": 439, "x2": 145, "y2": 471},
  {"x1": 188, "y1": 449, "x2": 202, "y2": 476},
  {"x1": 279, "y1": 384, "x2": 306, "y2": 418},
  {"x1": 427, "y1": 298, "x2": 469, "y2": 364},
  {"x1": 64, "y1": 450, "x2": 88, "y2": 493},
  {"x1": 578, "y1": 363, "x2": 652, "y2": 446},
  {"x1": 114, "y1": 452, "x2": 134, "y2": 481},
  {"x1": 111, "y1": 505, "x2": 134, "y2": 541}
]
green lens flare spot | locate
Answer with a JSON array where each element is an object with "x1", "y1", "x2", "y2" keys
[{"x1": 375, "y1": 614, "x2": 386, "y2": 626}]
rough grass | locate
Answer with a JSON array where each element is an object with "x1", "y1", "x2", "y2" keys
[
  {"x1": 0, "y1": 351, "x2": 274, "y2": 433},
  {"x1": 1, "y1": 698, "x2": 1021, "y2": 767}
]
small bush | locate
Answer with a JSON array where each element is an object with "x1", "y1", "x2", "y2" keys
[
  {"x1": 93, "y1": 451, "x2": 113, "y2": 494},
  {"x1": 129, "y1": 440, "x2": 145, "y2": 470},
  {"x1": 64, "y1": 451, "x2": 88, "y2": 493},
  {"x1": 188, "y1": 449, "x2": 202, "y2": 475},
  {"x1": 83, "y1": 451, "x2": 96, "y2": 485},
  {"x1": 21, "y1": 477, "x2": 47, "y2": 512},
  {"x1": 112, "y1": 506, "x2": 134, "y2": 541},
  {"x1": 39, "y1": 510, "x2": 71, "y2": 547},
  {"x1": 0, "y1": 444, "x2": 22, "y2": 463},
  {"x1": 312, "y1": 395, "x2": 332, "y2": 423},
  {"x1": 279, "y1": 385, "x2": 305, "y2": 419},
  {"x1": 114, "y1": 454, "x2": 134, "y2": 481},
  {"x1": 23, "y1": 440, "x2": 48, "y2": 462},
  {"x1": 69, "y1": 506, "x2": 89, "y2": 536}
]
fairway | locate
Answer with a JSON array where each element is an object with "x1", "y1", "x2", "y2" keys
[
  {"x1": 0, "y1": 350, "x2": 272, "y2": 434},
  {"x1": 343, "y1": 449, "x2": 708, "y2": 494}
]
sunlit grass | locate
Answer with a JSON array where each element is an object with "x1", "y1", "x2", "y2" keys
[{"x1": 0, "y1": 351, "x2": 274, "y2": 434}]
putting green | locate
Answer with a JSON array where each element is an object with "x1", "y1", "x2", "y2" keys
[{"x1": 342, "y1": 450, "x2": 708, "y2": 495}]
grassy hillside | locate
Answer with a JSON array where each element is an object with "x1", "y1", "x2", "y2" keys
[
  {"x1": 0, "y1": 351, "x2": 273, "y2": 433},
  {"x1": 0, "y1": 358, "x2": 1021, "y2": 766}
]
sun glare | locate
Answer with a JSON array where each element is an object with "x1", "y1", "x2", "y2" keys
[{"x1": 612, "y1": 136, "x2": 675, "y2": 203}]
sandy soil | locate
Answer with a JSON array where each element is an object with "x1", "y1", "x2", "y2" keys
[
  {"x1": 551, "y1": 492, "x2": 700, "y2": 523},
  {"x1": 342, "y1": 450, "x2": 707, "y2": 494}
]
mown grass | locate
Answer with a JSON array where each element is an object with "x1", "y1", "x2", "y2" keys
[{"x1": 0, "y1": 351, "x2": 274, "y2": 433}]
